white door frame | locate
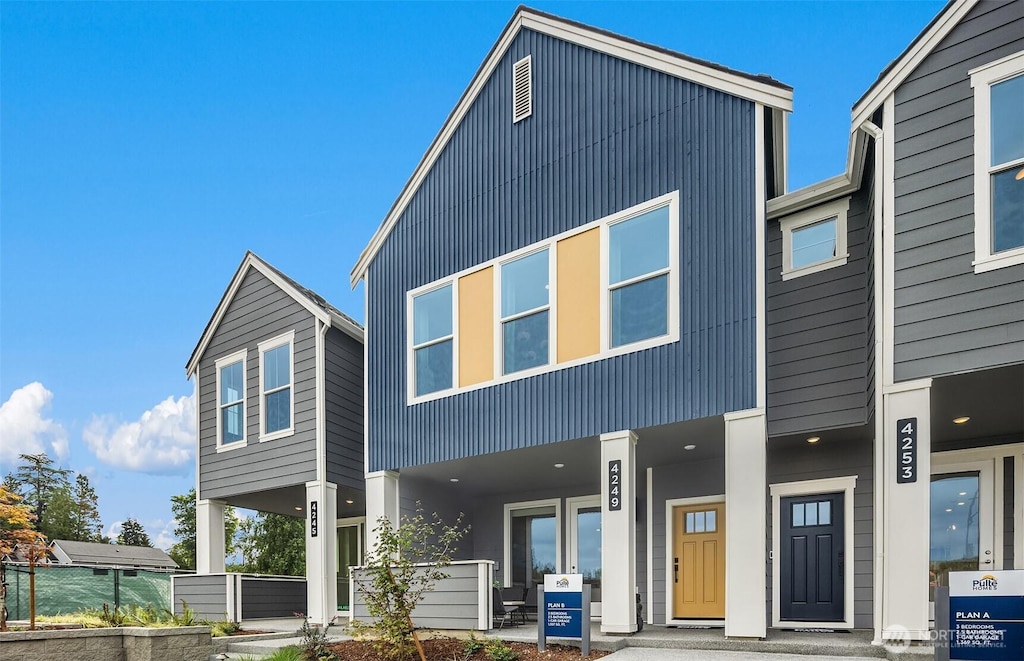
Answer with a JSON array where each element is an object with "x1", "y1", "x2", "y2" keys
[
  {"x1": 770, "y1": 475, "x2": 857, "y2": 630},
  {"x1": 664, "y1": 494, "x2": 726, "y2": 626},
  {"x1": 930, "y1": 455, "x2": 997, "y2": 570},
  {"x1": 336, "y1": 516, "x2": 365, "y2": 618},
  {"x1": 503, "y1": 498, "x2": 562, "y2": 588},
  {"x1": 567, "y1": 495, "x2": 602, "y2": 617}
]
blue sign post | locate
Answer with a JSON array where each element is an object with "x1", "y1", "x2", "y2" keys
[
  {"x1": 949, "y1": 570, "x2": 1024, "y2": 660},
  {"x1": 538, "y1": 574, "x2": 591, "y2": 657}
]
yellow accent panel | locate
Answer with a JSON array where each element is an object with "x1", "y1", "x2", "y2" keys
[
  {"x1": 458, "y1": 267, "x2": 494, "y2": 387},
  {"x1": 556, "y1": 229, "x2": 601, "y2": 362}
]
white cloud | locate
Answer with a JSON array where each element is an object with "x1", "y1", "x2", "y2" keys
[
  {"x1": 105, "y1": 520, "x2": 124, "y2": 539},
  {"x1": 83, "y1": 394, "x2": 195, "y2": 474},
  {"x1": 0, "y1": 382, "x2": 70, "y2": 468},
  {"x1": 152, "y1": 519, "x2": 176, "y2": 551}
]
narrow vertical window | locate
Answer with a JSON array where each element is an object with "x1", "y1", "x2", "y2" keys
[
  {"x1": 608, "y1": 206, "x2": 670, "y2": 347},
  {"x1": 215, "y1": 350, "x2": 247, "y2": 449},
  {"x1": 259, "y1": 332, "x2": 294, "y2": 440},
  {"x1": 412, "y1": 284, "x2": 454, "y2": 396},
  {"x1": 501, "y1": 249, "x2": 549, "y2": 374}
]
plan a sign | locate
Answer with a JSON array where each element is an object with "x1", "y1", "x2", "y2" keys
[
  {"x1": 544, "y1": 574, "x2": 583, "y2": 639},
  {"x1": 949, "y1": 570, "x2": 1024, "y2": 660}
]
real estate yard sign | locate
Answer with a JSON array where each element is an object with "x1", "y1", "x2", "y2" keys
[
  {"x1": 538, "y1": 574, "x2": 590, "y2": 656},
  {"x1": 949, "y1": 570, "x2": 1024, "y2": 660}
]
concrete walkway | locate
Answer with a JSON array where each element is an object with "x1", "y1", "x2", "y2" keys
[{"x1": 602, "y1": 649, "x2": 884, "y2": 661}]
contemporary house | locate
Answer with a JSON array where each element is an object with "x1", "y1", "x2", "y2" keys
[
  {"x1": 349, "y1": 0, "x2": 1023, "y2": 644},
  {"x1": 183, "y1": 251, "x2": 365, "y2": 625}
]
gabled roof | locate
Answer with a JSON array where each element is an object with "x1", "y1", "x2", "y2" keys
[
  {"x1": 769, "y1": 0, "x2": 977, "y2": 218},
  {"x1": 186, "y1": 251, "x2": 363, "y2": 377},
  {"x1": 350, "y1": 5, "x2": 794, "y2": 287},
  {"x1": 50, "y1": 539, "x2": 178, "y2": 569}
]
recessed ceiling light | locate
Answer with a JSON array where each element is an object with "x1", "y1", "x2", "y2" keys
[
  {"x1": 683, "y1": 444, "x2": 696, "y2": 451},
  {"x1": 554, "y1": 463, "x2": 565, "y2": 469},
  {"x1": 449, "y1": 478, "x2": 460, "y2": 483},
  {"x1": 945, "y1": 508, "x2": 953, "y2": 512},
  {"x1": 958, "y1": 492, "x2": 967, "y2": 496},
  {"x1": 294, "y1": 506, "x2": 303, "y2": 511},
  {"x1": 957, "y1": 502, "x2": 966, "y2": 506},
  {"x1": 953, "y1": 416, "x2": 970, "y2": 424},
  {"x1": 345, "y1": 499, "x2": 354, "y2": 504},
  {"x1": 806, "y1": 436, "x2": 821, "y2": 444}
]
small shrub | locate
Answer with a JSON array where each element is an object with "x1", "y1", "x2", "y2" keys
[
  {"x1": 209, "y1": 619, "x2": 241, "y2": 637},
  {"x1": 463, "y1": 632, "x2": 484, "y2": 656},
  {"x1": 263, "y1": 646, "x2": 305, "y2": 661},
  {"x1": 170, "y1": 600, "x2": 199, "y2": 626},
  {"x1": 484, "y1": 638, "x2": 519, "y2": 661},
  {"x1": 100, "y1": 603, "x2": 126, "y2": 627},
  {"x1": 299, "y1": 616, "x2": 335, "y2": 660}
]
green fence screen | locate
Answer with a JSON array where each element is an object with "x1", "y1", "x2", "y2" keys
[{"x1": 3, "y1": 563, "x2": 172, "y2": 619}]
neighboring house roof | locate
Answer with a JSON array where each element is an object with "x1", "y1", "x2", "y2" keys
[
  {"x1": 186, "y1": 251, "x2": 363, "y2": 377},
  {"x1": 349, "y1": 5, "x2": 794, "y2": 287},
  {"x1": 49, "y1": 540, "x2": 178, "y2": 569},
  {"x1": 768, "y1": 0, "x2": 977, "y2": 218}
]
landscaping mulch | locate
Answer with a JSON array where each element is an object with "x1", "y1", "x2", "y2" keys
[{"x1": 326, "y1": 637, "x2": 610, "y2": 661}]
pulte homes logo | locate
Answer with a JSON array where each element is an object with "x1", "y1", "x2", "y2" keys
[{"x1": 971, "y1": 574, "x2": 999, "y2": 591}]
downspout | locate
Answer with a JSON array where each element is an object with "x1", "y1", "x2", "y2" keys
[
  {"x1": 316, "y1": 319, "x2": 329, "y2": 487},
  {"x1": 858, "y1": 119, "x2": 885, "y2": 644}
]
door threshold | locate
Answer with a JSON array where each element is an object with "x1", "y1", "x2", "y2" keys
[{"x1": 667, "y1": 619, "x2": 725, "y2": 628}]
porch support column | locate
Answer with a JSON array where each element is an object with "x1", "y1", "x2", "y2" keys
[
  {"x1": 881, "y1": 379, "x2": 932, "y2": 641},
  {"x1": 305, "y1": 480, "x2": 338, "y2": 626},
  {"x1": 724, "y1": 408, "x2": 767, "y2": 639},
  {"x1": 365, "y1": 470, "x2": 400, "y2": 557},
  {"x1": 600, "y1": 430, "x2": 638, "y2": 634},
  {"x1": 196, "y1": 499, "x2": 226, "y2": 574}
]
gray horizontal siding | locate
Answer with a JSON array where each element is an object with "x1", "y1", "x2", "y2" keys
[
  {"x1": 324, "y1": 326, "x2": 364, "y2": 492},
  {"x1": 892, "y1": 0, "x2": 1024, "y2": 382},
  {"x1": 240, "y1": 578, "x2": 307, "y2": 620},
  {"x1": 368, "y1": 28, "x2": 758, "y2": 471},
  {"x1": 766, "y1": 437, "x2": 873, "y2": 629},
  {"x1": 173, "y1": 575, "x2": 229, "y2": 621},
  {"x1": 198, "y1": 267, "x2": 318, "y2": 500},
  {"x1": 352, "y1": 563, "x2": 485, "y2": 630},
  {"x1": 766, "y1": 183, "x2": 873, "y2": 436}
]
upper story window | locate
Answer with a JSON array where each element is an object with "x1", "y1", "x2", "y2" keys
[
  {"x1": 779, "y1": 198, "x2": 849, "y2": 281},
  {"x1": 258, "y1": 331, "x2": 294, "y2": 441},
  {"x1": 411, "y1": 284, "x2": 453, "y2": 396},
  {"x1": 501, "y1": 249, "x2": 550, "y2": 374},
  {"x1": 215, "y1": 349, "x2": 247, "y2": 450},
  {"x1": 608, "y1": 206, "x2": 670, "y2": 347},
  {"x1": 971, "y1": 51, "x2": 1024, "y2": 273}
]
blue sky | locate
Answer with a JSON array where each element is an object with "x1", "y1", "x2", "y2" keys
[{"x1": 1, "y1": 1, "x2": 946, "y2": 549}]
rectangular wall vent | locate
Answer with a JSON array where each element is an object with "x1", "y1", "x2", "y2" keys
[{"x1": 512, "y1": 55, "x2": 532, "y2": 123}]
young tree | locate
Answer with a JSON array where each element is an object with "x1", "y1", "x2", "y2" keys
[
  {"x1": 0, "y1": 485, "x2": 48, "y2": 631},
  {"x1": 167, "y1": 488, "x2": 237, "y2": 569},
  {"x1": 13, "y1": 453, "x2": 70, "y2": 533},
  {"x1": 238, "y1": 512, "x2": 305, "y2": 576},
  {"x1": 117, "y1": 517, "x2": 152, "y2": 547}
]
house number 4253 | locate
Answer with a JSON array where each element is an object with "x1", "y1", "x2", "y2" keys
[{"x1": 896, "y1": 418, "x2": 917, "y2": 484}]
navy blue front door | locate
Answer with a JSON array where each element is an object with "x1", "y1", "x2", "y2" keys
[{"x1": 780, "y1": 492, "x2": 844, "y2": 622}]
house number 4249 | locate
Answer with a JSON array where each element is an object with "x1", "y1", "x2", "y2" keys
[
  {"x1": 896, "y1": 418, "x2": 917, "y2": 484},
  {"x1": 608, "y1": 460, "x2": 622, "y2": 511}
]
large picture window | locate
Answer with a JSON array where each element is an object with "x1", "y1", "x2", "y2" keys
[
  {"x1": 971, "y1": 51, "x2": 1024, "y2": 272},
  {"x1": 412, "y1": 284, "x2": 453, "y2": 396},
  {"x1": 215, "y1": 350, "x2": 247, "y2": 450},
  {"x1": 501, "y1": 249, "x2": 550, "y2": 374},
  {"x1": 608, "y1": 206, "x2": 670, "y2": 348},
  {"x1": 258, "y1": 332, "x2": 294, "y2": 441}
]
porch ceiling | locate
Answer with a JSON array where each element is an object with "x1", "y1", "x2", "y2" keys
[
  {"x1": 223, "y1": 483, "x2": 365, "y2": 519},
  {"x1": 931, "y1": 363, "x2": 1024, "y2": 448}
]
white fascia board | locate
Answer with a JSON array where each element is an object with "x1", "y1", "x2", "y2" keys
[
  {"x1": 850, "y1": 0, "x2": 977, "y2": 129},
  {"x1": 187, "y1": 252, "x2": 334, "y2": 377},
  {"x1": 350, "y1": 8, "x2": 793, "y2": 287},
  {"x1": 767, "y1": 129, "x2": 868, "y2": 219}
]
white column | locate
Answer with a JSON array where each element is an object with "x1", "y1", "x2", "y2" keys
[
  {"x1": 305, "y1": 481, "x2": 338, "y2": 626},
  {"x1": 196, "y1": 499, "x2": 226, "y2": 574},
  {"x1": 364, "y1": 470, "x2": 400, "y2": 558},
  {"x1": 600, "y1": 430, "x2": 637, "y2": 634},
  {"x1": 881, "y1": 380, "x2": 932, "y2": 641},
  {"x1": 724, "y1": 409, "x2": 767, "y2": 639}
]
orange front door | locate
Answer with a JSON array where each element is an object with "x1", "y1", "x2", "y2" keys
[{"x1": 672, "y1": 502, "x2": 726, "y2": 619}]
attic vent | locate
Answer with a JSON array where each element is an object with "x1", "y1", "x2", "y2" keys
[{"x1": 512, "y1": 55, "x2": 532, "y2": 123}]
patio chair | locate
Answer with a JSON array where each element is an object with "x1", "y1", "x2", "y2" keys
[
  {"x1": 492, "y1": 586, "x2": 521, "y2": 629},
  {"x1": 522, "y1": 585, "x2": 537, "y2": 622}
]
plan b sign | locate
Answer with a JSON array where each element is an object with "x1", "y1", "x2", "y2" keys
[
  {"x1": 544, "y1": 574, "x2": 583, "y2": 638},
  {"x1": 949, "y1": 570, "x2": 1024, "y2": 660}
]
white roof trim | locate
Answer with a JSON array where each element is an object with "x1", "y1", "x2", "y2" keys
[
  {"x1": 349, "y1": 7, "x2": 793, "y2": 287},
  {"x1": 851, "y1": 0, "x2": 977, "y2": 128},
  {"x1": 186, "y1": 252, "x2": 362, "y2": 377},
  {"x1": 767, "y1": 129, "x2": 870, "y2": 219}
]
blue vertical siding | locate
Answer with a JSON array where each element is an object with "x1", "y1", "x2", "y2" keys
[{"x1": 367, "y1": 29, "x2": 758, "y2": 471}]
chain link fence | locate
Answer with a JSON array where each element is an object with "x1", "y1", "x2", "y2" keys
[{"x1": 3, "y1": 563, "x2": 173, "y2": 620}]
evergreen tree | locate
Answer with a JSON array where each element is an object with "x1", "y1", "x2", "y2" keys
[
  {"x1": 70, "y1": 474, "x2": 103, "y2": 541},
  {"x1": 13, "y1": 453, "x2": 70, "y2": 532},
  {"x1": 38, "y1": 485, "x2": 77, "y2": 540},
  {"x1": 117, "y1": 517, "x2": 152, "y2": 547},
  {"x1": 167, "y1": 488, "x2": 237, "y2": 569}
]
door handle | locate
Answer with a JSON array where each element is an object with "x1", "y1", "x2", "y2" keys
[{"x1": 673, "y1": 558, "x2": 679, "y2": 583}]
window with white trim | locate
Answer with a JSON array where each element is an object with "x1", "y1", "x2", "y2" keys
[
  {"x1": 501, "y1": 249, "x2": 550, "y2": 374},
  {"x1": 779, "y1": 198, "x2": 849, "y2": 280},
  {"x1": 215, "y1": 350, "x2": 246, "y2": 449},
  {"x1": 258, "y1": 332, "x2": 294, "y2": 441},
  {"x1": 971, "y1": 51, "x2": 1024, "y2": 272},
  {"x1": 411, "y1": 284, "x2": 454, "y2": 396},
  {"x1": 608, "y1": 205, "x2": 671, "y2": 347}
]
